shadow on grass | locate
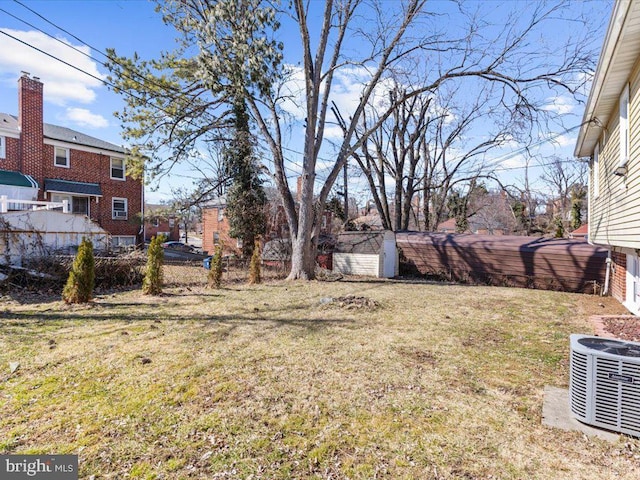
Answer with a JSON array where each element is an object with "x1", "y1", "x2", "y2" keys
[{"x1": 0, "y1": 308, "x2": 357, "y2": 332}]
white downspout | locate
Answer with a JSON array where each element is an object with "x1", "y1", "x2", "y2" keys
[
  {"x1": 603, "y1": 249, "x2": 612, "y2": 296},
  {"x1": 139, "y1": 181, "x2": 145, "y2": 244}
]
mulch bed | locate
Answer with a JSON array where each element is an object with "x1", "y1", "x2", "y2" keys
[{"x1": 591, "y1": 315, "x2": 640, "y2": 343}]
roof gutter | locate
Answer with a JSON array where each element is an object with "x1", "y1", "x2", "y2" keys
[{"x1": 575, "y1": 0, "x2": 630, "y2": 157}]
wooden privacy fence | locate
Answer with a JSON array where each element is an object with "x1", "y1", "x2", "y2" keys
[{"x1": 396, "y1": 232, "x2": 608, "y2": 294}]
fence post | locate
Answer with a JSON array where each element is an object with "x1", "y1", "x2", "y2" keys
[{"x1": 0, "y1": 195, "x2": 7, "y2": 213}]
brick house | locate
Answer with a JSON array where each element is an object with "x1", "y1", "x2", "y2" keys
[
  {"x1": 144, "y1": 204, "x2": 180, "y2": 242},
  {"x1": 0, "y1": 74, "x2": 143, "y2": 247},
  {"x1": 202, "y1": 193, "x2": 332, "y2": 256},
  {"x1": 201, "y1": 196, "x2": 241, "y2": 255}
]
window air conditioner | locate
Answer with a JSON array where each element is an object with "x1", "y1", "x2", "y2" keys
[
  {"x1": 114, "y1": 211, "x2": 127, "y2": 218},
  {"x1": 569, "y1": 334, "x2": 640, "y2": 437}
]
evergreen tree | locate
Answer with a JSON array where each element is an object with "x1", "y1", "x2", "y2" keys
[
  {"x1": 143, "y1": 235, "x2": 164, "y2": 295},
  {"x1": 447, "y1": 191, "x2": 469, "y2": 233},
  {"x1": 326, "y1": 196, "x2": 346, "y2": 222},
  {"x1": 554, "y1": 217, "x2": 565, "y2": 238},
  {"x1": 570, "y1": 187, "x2": 586, "y2": 231},
  {"x1": 225, "y1": 99, "x2": 266, "y2": 258},
  {"x1": 62, "y1": 238, "x2": 95, "y2": 304},
  {"x1": 208, "y1": 245, "x2": 224, "y2": 288}
]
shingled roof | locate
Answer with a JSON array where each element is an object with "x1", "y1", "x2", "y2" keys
[{"x1": 0, "y1": 113, "x2": 125, "y2": 154}]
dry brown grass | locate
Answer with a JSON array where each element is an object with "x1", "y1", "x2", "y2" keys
[{"x1": 0, "y1": 265, "x2": 638, "y2": 479}]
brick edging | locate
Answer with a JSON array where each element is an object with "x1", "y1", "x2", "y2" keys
[{"x1": 588, "y1": 315, "x2": 638, "y2": 338}]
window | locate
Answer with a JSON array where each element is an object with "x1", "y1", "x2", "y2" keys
[
  {"x1": 593, "y1": 143, "x2": 600, "y2": 198},
  {"x1": 52, "y1": 194, "x2": 89, "y2": 215},
  {"x1": 151, "y1": 217, "x2": 160, "y2": 227},
  {"x1": 112, "y1": 198, "x2": 128, "y2": 220},
  {"x1": 55, "y1": 147, "x2": 69, "y2": 167},
  {"x1": 213, "y1": 232, "x2": 220, "y2": 245},
  {"x1": 72, "y1": 197, "x2": 89, "y2": 215},
  {"x1": 111, "y1": 157, "x2": 125, "y2": 180},
  {"x1": 218, "y1": 208, "x2": 224, "y2": 221},
  {"x1": 0, "y1": 136, "x2": 5, "y2": 159},
  {"x1": 620, "y1": 84, "x2": 629, "y2": 168}
]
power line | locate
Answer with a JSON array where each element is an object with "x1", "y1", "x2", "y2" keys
[
  {"x1": 4, "y1": 3, "x2": 323, "y2": 184},
  {"x1": 11, "y1": 0, "x2": 183, "y2": 96},
  {"x1": 0, "y1": 29, "x2": 107, "y2": 86}
]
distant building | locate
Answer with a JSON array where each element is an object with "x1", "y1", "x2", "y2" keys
[
  {"x1": 568, "y1": 224, "x2": 588, "y2": 241},
  {"x1": 201, "y1": 191, "x2": 333, "y2": 255},
  {"x1": 144, "y1": 204, "x2": 180, "y2": 242}
]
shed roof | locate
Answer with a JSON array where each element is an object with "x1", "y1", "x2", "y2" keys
[
  {"x1": 335, "y1": 231, "x2": 393, "y2": 254},
  {"x1": 570, "y1": 224, "x2": 589, "y2": 236},
  {"x1": 0, "y1": 113, "x2": 125, "y2": 154}
]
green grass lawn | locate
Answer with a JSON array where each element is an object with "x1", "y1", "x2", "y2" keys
[{"x1": 1, "y1": 266, "x2": 638, "y2": 479}]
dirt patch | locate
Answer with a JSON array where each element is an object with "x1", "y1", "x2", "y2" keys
[{"x1": 324, "y1": 294, "x2": 380, "y2": 310}]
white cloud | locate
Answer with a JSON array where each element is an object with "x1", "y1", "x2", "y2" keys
[
  {"x1": 542, "y1": 95, "x2": 576, "y2": 115},
  {"x1": 499, "y1": 154, "x2": 528, "y2": 169},
  {"x1": 553, "y1": 134, "x2": 575, "y2": 148},
  {"x1": 0, "y1": 29, "x2": 104, "y2": 105},
  {"x1": 63, "y1": 107, "x2": 109, "y2": 128}
]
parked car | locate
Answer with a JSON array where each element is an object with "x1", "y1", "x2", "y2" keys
[{"x1": 161, "y1": 241, "x2": 195, "y2": 253}]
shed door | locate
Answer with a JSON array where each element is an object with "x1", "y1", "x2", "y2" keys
[{"x1": 382, "y1": 237, "x2": 396, "y2": 278}]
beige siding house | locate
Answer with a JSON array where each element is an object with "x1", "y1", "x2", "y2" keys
[{"x1": 575, "y1": 0, "x2": 640, "y2": 313}]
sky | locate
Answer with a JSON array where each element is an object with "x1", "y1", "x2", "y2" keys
[{"x1": 0, "y1": 0, "x2": 614, "y2": 205}]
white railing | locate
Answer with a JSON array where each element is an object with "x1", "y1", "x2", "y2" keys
[{"x1": 0, "y1": 195, "x2": 69, "y2": 213}]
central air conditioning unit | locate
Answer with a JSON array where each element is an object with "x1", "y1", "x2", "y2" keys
[{"x1": 569, "y1": 334, "x2": 640, "y2": 437}]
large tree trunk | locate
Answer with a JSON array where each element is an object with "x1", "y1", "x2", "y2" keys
[
  {"x1": 288, "y1": 232, "x2": 317, "y2": 280},
  {"x1": 286, "y1": 173, "x2": 318, "y2": 280}
]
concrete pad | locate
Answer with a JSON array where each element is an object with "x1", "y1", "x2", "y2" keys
[{"x1": 542, "y1": 386, "x2": 620, "y2": 442}]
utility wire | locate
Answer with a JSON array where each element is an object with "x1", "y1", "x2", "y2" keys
[
  {"x1": 0, "y1": 29, "x2": 106, "y2": 86},
  {"x1": 4, "y1": 3, "x2": 324, "y2": 184},
  {"x1": 12, "y1": 0, "x2": 335, "y2": 181}
]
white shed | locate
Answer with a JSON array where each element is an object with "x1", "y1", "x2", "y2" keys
[{"x1": 332, "y1": 230, "x2": 397, "y2": 278}]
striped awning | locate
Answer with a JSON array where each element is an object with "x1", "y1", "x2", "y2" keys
[{"x1": 0, "y1": 169, "x2": 38, "y2": 189}]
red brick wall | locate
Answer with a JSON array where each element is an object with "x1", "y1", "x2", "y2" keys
[
  {"x1": 202, "y1": 207, "x2": 240, "y2": 255},
  {"x1": 39, "y1": 144, "x2": 142, "y2": 237},
  {"x1": 3, "y1": 137, "x2": 20, "y2": 171},
  {"x1": 611, "y1": 251, "x2": 627, "y2": 303}
]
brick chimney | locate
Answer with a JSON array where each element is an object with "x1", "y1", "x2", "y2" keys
[{"x1": 18, "y1": 73, "x2": 44, "y2": 187}]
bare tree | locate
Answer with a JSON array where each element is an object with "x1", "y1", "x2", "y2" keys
[
  {"x1": 540, "y1": 156, "x2": 588, "y2": 229},
  {"x1": 108, "y1": 0, "x2": 599, "y2": 279}
]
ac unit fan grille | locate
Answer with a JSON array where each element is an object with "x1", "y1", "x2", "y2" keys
[
  {"x1": 570, "y1": 351, "x2": 588, "y2": 418},
  {"x1": 594, "y1": 357, "x2": 640, "y2": 432}
]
